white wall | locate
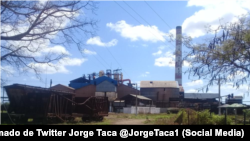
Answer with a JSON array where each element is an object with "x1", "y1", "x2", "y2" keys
[
  {"x1": 95, "y1": 92, "x2": 117, "y2": 101},
  {"x1": 123, "y1": 107, "x2": 168, "y2": 114}
]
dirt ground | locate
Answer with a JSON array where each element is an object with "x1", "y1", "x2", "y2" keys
[
  {"x1": 104, "y1": 113, "x2": 150, "y2": 125},
  {"x1": 111, "y1": 118, "x2": 146, "y2": 125}
]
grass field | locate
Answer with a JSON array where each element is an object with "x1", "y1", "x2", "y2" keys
[{"x1": 1, "y1": 110, "x2": 250, "y2": 125}]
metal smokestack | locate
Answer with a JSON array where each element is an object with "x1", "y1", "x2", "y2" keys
[{"x1": 175, "y1": 26, "x2": 182, "y2": 86}]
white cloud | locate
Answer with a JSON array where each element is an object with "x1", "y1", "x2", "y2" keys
[
  {"x1": 158, "y1": 45, "x2": 168, "y2": 50},
  {"x1": 185, "y1": 89, "x2": 199, "y2": 93},
  {"x1": 38, "y1": 0, "x2": 48, "y2": 5},
  {"x1": 58, "y1": 57, "x2": 87, "y2": 66},
  {"x1": 168, "y1": 28, "x2": 176, "y2": 39},
  {"x1": 107, "y1": 20, "x2": 168, "y2": 42},
  {"x1": 82, "y1": 49, "x2": 96, "y2": 55},
  {"x1": 1, "y1": 66, "x2": 15, "y2": 77},
  {"x1": 154, "y1": 51, "x2": 175, "y2": 67},
  {"x1": 152, "y1": 50, "x2": 162, "y2": 56},
  {"x1": 86, "y1": 36, "x2": 118, "y2": 47},
  {"x1": 186, "y1": 80, "x2": 203, "y2": 87},
  {"x1": 154, "y1": 51, "x2": 192, "y2": 67},
  {"x1": 182, "y1": 0, "x2": 250, "y2": 38},
  {"x1": 42, "y1": 46, "x2": 71, "y2": 56},
  {"x1": 28, "y1": 58, "x2": 87, "y2": 74},
  {"x1": 140, "y1": 72, "x2": 150, "y2": 77},
  {"x1": 183, "y1": 60, "x2": 192, "y2": 67}
]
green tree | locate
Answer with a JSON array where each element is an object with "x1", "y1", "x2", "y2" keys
[{"x1": 182, "y1": 13, "x2": 250, "y2": 95}]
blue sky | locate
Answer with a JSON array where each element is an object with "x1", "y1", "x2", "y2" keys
[{"x1": 1, "y1": 0, "x2": 250, "y2": 104}]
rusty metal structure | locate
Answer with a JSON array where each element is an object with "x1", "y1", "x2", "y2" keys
[{"x1": 3, "y1": 84, "x2": 109, "y2": 123}]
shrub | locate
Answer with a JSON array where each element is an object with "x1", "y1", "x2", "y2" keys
[
  {"x1": 174, "y1": 109, "x2": 233, "y2": 125},
  {"x1": 211, "y1": 114, "x2": 232, "y2": 125}
]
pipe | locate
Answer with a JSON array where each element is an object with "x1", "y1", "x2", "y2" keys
[{"x1": 118, "y1": 79, "x2": 131, "y2": 84}]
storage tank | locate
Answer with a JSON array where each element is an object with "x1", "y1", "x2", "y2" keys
[
  {"x1": 113, "y1": 74, "x2": 119, "y2": 81},
  {"x1": 99, "y1": 70, "x2": 104, "y2": 77}
]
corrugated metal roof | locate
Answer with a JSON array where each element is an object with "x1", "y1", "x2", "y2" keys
[
  {"x1": 129, "y1": 94, "x2": 152, "y2": 100},
  {"x1": 184, "y1": 93, "x2": 219, "y2": 99},
  {"x1": 51, "y1": 84, "x2": 75, "y2": 90},
  {"x1": 140, "y1": 81, "x2": 179, "y2": 88},
  {"x1": 4, "y1": 84, "x2": 75, "y2": 94}
]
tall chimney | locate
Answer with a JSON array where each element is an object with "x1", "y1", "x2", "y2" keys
[{"x1": 175, "y1": 26, "x2": 182, "y2": 86}]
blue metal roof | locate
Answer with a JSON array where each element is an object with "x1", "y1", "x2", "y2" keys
[
  {"x1": 68, "y1": 76, "x2": 118, "y2": 89},
  {"x1": 68, "y1": 83, "x2": 90, "y2": 89},
  {"x1": 91, "y1": 76, "x2": 118, "y2": 86}
]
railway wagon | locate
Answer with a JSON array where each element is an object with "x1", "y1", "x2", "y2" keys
[
  {"x1": 73, "y1": 96, "x2": 109, "y2": 122},
  {"x1": 3, "y1": 84, "x2": 109, "y2": 123}
]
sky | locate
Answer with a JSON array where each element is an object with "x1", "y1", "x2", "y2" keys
[{"x1": 1, "y1": 0, "x2": 250, "y2": 104}]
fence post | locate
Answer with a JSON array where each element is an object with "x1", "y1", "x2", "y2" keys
[
  {"x1": 197, "y1": 111, "x2": 199, "y2": 125},
  {"x1": 244, "y1": 112, "x2": 246, "y2": 125},
  {"x1": 225, "y1": 108, "x2": 227, "y2": 125},
  {"x1": 188, "y1": 110, "x2": 189, "y2": 125}
]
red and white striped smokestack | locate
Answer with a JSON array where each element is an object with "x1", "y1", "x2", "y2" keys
[{"x1": 175, "y1": 26, "x2": 182, "y2": 86}]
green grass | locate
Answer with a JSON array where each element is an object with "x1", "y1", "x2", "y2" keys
[
  {"x1": 114, "y1": 113, "x2": 177, "y2": 125},
  {"x1": 58, "y1": 118, "x2": 112, "y2": 125},
  {"x1": 1, "y1": 111, "x2": 250, "y2": 125},
  {"x1": 115, "y1": 113, "x2": 175, "y2": 119}
]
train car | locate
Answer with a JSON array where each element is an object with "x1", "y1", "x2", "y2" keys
[
  {"x1": 73, "y1": 97, "x2": 109, "y2": 122},
  {"x1": 3, "y1": 83, "x2": 109, "y2": 123}
]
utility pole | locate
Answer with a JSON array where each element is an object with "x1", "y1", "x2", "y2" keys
[
  {"x1": 132, "y1": 83, "x2": 138, "y2": 116},
  {"x1": 218, "y1": 75, "x2": 221, "y2": 116},
  {"x1": 136, "y1": 83, "x2": 138, "y2": 116}
]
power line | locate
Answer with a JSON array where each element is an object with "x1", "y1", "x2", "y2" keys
[
  {"x1": 114, "y1": 1, "x2": 175, "y2": 53},
  {"x1": 144, "y1": 1, "x2": 172, "y2": 30},
  {"x1": 114, "y1": 1, "x2": 142, "y2": 24},
  {"x1": 86, "y1": 45, "x2": 111, "y2": 68},
  {"x1": 123, "y1": 1, "x2": 152, "y2": 27},
  {"x1": 81, "y1": 46, "x2": 108, "y2": 69},
  {"x1": 104, "y1": 46, "x2": 131, "y2": 78}
]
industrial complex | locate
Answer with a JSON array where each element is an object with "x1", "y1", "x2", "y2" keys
[{"x1": 2, "y1": 26, "x2": 245, "y2": 116}]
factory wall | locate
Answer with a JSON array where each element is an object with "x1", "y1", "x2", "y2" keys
[
  {"x1": 140, "y1": 88, "x2": 179, "y2": 102},
  {"x1": 116, "y1": 84, "x2": 139, "y2": 99},
  {"x1": 75, "y1": 85, "x2": 96, "y2": 97}
]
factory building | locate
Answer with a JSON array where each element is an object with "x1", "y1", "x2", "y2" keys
[
  {"x1": 140, "y1": 81, "x2": 180, "y2": 108},
  {"x1": 179, "y1": 93, "x2": 219, "y2": 112},
  {"x1": 50, "y1": 84, "x2": 75, "y2": 93},
  {"x1": 225, "y1": 95, "x2": 243, "y2": 104},
  {"x1": 66, "y1": 69, "x2": 139, "y2": 112}
]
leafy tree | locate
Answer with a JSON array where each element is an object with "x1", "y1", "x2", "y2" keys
[
  {"x1": 1, "y1": 0, "x2": 98, "y2": 85},
  {"x1": 182, "y1": 13, "x2": 250, "y2": 95}
]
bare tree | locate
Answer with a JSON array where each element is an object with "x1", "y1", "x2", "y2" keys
[
  {"x1": 182, "y1": 13, "x2": 250, "y2": 95},
  {"x1": 1, "y1": 0, "x2": 98, "y2": 86}
]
